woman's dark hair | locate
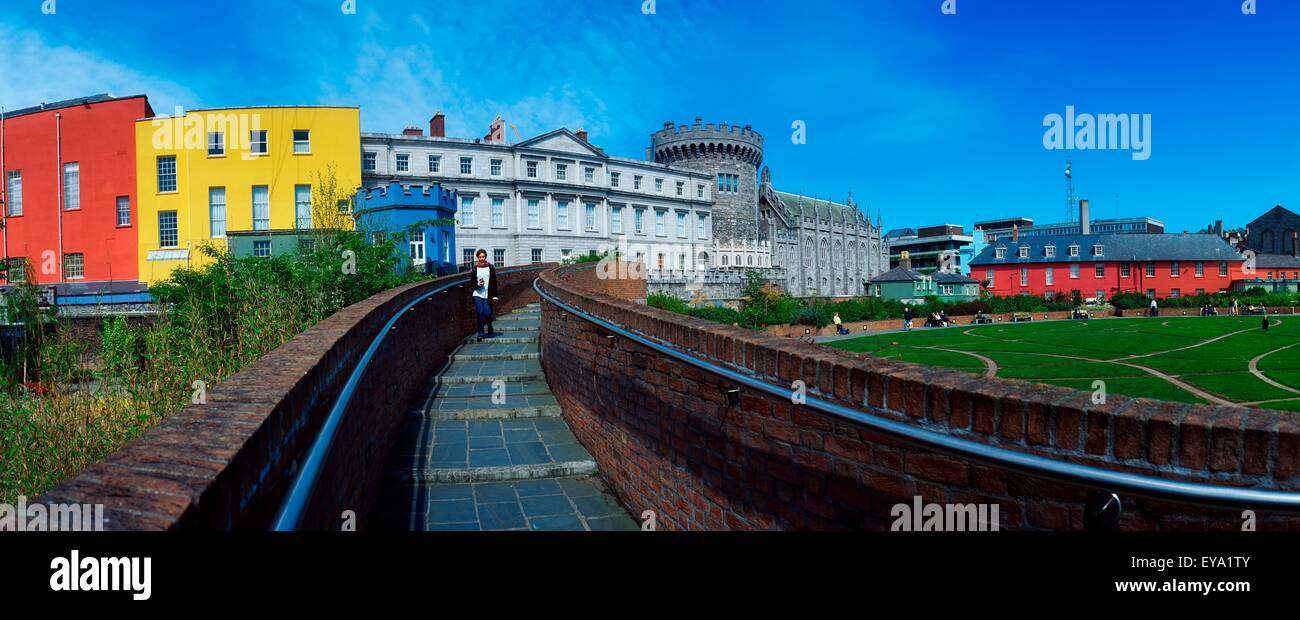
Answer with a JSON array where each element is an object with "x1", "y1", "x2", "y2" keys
[{"x1": 476, "y1": 249, "x2": 488, "y2": 258}]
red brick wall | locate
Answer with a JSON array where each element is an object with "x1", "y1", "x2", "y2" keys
[
  {"x1": 539, "y1": 264, "x2": 1300, "y2": 530},
  {"x1": 554, "y1": 260, "x2": 647, "y2": 302},
  {"x1": 37, "y1": 266, "x2": 545, "y2": 530}
]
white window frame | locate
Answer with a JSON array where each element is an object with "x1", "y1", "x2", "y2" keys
[
  {"x1": 209, "y1": 187, "x2": 227, "y2": 238},
  {"x1": 116, "y1": 196, "x2": 131, "y2": 227},
  {"x1": 461, "y1": 196, "x2": 476, "y2": 227},
  {"x1": 491, "y1": 198, "x2": 505, "y2": 227},
  {"x1": 62, "y1": 162, "x2": 80, "y2": 210},
  {"x1": 295, "y1": 184, "x2": 312, "y2": 229},
  {"x1": 252, "y1": 186, "x2": 270, "y2": 230},
  {"x1": 250, "y1": 130, "x2": 268, "y2": 155},
  {"x1": 293, "y1": 129, "x2": 311, "y2": 154},
  {"x1": 527, "y1": 199, "x2": 540, "y2": 229},
  {"x1": 5, "y1": 171, "x2": 21, "y2": 216},
  {"x1": 208, "y1": 132, "x2": 225, "y2": 157},
  {"x1": 157, "y1": 156, "x2": 177, "y2": 193}
]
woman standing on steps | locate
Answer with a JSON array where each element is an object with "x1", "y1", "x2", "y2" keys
[{"x1": 471, "y1": 248, "x2": 500, "y2": 342}]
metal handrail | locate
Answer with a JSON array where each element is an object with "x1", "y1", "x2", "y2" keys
[
  {"x1": 534, "y1": 277, "x2": 1300, "y2": 513},
  {"x1": 272, "y1": 265, "x2": 549, "y2": 531}
]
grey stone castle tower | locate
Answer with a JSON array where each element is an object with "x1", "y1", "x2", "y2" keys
[{"x1": 650, "y1": 118, "x2": 764, "y2": 244}]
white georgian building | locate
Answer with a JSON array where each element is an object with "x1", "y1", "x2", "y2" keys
[{"x1": 360, "y1": 118, "x2": 718, "y2": 272}]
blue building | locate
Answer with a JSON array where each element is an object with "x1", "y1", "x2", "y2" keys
[{"x1": 353, "y1": 181, "x2": 459, "y2": 276}]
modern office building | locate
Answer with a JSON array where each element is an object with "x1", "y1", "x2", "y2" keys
[
  {"x1": 1, "y1": 94, "x2": 153, "y2": 301},
  {"x1": 135, "y1": 106, "x2": 361, "y2": 283},
  {"x1": 975, "y1": 200, "x2": 1163, "y2": 243},
  {"x1": 884, "y1": 224, "x2": 973, "y2": 272}
]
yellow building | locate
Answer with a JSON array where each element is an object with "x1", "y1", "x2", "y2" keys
[{"x1": 135, "y1": 106, "x2": 361, "y2": 283}]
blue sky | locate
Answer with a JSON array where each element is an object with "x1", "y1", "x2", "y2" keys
[{"x1": 1, "y1": 0, "x2": 1297, "y2": 233}]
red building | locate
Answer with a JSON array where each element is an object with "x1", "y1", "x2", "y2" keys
[
  {"x1": 1, "y1": 94, "x2": 152, "y2": 296},
  {"x1": 970, "y1": 233, "x2": 1244, "y2": 301}
]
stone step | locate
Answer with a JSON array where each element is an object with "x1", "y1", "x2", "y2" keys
[
  {"x1": 421, "y1": 394, "x2": 563, "y2": 420},
  {"x1": 376, "y1": 476, "x2": 638, "y2": 532},
  {"x1": 434, "y1": 359, "x2": 544, "y2": 384},
  {"x1": 489, "y1": 320, "x2": 540, "y2": 332},
  {"x1": 386, "y1": 418, "x2": 597, "y2": 484},
  {"x1": 452, "y1": 341, "x2": 540, "y2": 361},
  {"x1": 469, "y1": 334, "x2": 538, "y2": 344},
  {"x1": 498, "y1": 310, "x2": 540, "y2": 318},
  {"x1": 428, "y1": 380, "x2": 553, "y2": 399}
]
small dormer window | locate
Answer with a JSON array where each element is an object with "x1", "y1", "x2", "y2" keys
[
  {"x1": 995, "y1": 246, "x2": 1006, "y2": 259},
  {"x1": 1018, "y1": 246, "x2": 1029, "y2": 258},
  {"x1": 1069, "y1": 244, "x2": 1080, "y2": 257},
  {"x1": 1044, "y1": 245, "x2": 1056, "y2": 258},
  {"x1": 1093, "y1": 244, "x2": 1104, "y2": 257}
]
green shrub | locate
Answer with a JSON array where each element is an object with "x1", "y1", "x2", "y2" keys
[
  {"x1": 690, "y1": 306, "x2": 743, "y2": 324},
  {"x1": 792, "y1": 305, "x2": 830, "y2": 327}
]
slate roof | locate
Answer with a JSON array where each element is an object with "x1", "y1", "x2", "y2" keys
[
  {"x1": 2, "y1": 94, "x2": 131, "y2": 119},
  {"x1": 933, "y1": 271, "x2": 979, "y2": 284},
  {"x1": 969, "y1": 233, "x2": 1242, "y2": 266},
  {"x1": 868, "y1": 266, "x2": 977, "y2": 284},
  {"x1": 1253, "y1": 253, "x2": 1300, "y2": 270},
  {"x1": 869, "y1": 266, "x2": 926, "y2": 282},
  {"x1": 771, "y1": 190, "x2": 866, "y2": 222}
]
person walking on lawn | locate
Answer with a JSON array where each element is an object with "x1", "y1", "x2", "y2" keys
[
  {"x1": 471, "y1": 248, "x2": 500, "y2": 342},
  {"x1": 903, "y1": 306, "x2": 914, "y2": 332}
]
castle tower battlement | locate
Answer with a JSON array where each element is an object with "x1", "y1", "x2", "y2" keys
[{"x1": 650, "y1": 117, "x2": 764, "y2": 244}]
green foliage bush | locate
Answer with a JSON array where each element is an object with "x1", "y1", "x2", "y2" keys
[{"x1": 1, "y1": 229, "x2": 420, "y2": 503}]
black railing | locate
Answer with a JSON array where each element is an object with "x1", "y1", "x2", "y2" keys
[
  {"x1": 534, "y1": 277, "x2": 1300, "y2": 514},
  {"x1": 272, "y1": 265, "x2": 548, "y2": 531}
]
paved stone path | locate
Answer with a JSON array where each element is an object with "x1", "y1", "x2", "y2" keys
[{"x1": 376, "y1": 303, "x2": 638, "y2": 531}]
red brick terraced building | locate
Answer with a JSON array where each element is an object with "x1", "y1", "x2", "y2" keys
[
  {"x1": 969, "y1": 233, "x2": 1245, "y2": 301},
  {"x1": 1, "y1": 94, "x2": 153, "y2": 298}
]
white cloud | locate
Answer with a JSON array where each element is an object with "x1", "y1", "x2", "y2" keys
[{"x1": 0, "y1": 24, "x2": 196, "y2": 114}]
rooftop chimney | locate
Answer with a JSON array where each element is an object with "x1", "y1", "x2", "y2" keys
[
  {"x1": 429, "y1": 112, "x2": 445, "y2": 138},
  {"x1": 485, "y1": 116, "x2": 506, "y2": 143},
  {"x1": 1079, "y1": 199, "x2": 1091, "y2": 235},
  {"x1": 899, "y1": 250, "x2": 912, "y2": 270},
  {"x1": 1293, "y1": 231, "x2": 1298, "y2": 258},
  {"x1": 576, "y1": 128, "x2": 589, "y2": 143},
  {"x1": 402, "y1": 126, "x2": 424, "y2": 137}
]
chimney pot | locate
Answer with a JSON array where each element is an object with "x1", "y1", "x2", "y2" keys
[
  {"x1": 576, "y1": 128, "x2": 589, "y2": 143},
  {"x1": 429, "y1": 112, "x2": 446, "y2": 138}
]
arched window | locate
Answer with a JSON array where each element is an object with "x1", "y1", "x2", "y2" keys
[
  {"x1": 722, "y1": 254, "x2": 729, "y2": 266},
  {"x1": 698, "y1": 251, "x2": 709, "y2": 267},
  {"x1": 747, "y1": 255, "x2": 753, "y2": 266}
]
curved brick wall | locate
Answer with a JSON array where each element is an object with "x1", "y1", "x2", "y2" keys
[
  {"x1": 37, "y1": 267, "x2": 542, "y2": 530},
  {"x1": 538, "y1": 263, "x2": 1300, "y2": 530}
]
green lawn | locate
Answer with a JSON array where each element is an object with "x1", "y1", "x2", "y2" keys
[{"x1": 827, "y1": 316, "x2": 1300, "y2": 411}]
